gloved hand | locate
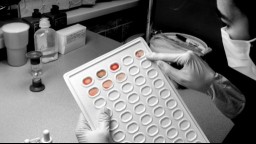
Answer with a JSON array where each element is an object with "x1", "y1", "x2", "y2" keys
[
  {"x1": 147, "y1": 51, "x2": 246, "y2": 119},
  {"x1": 147, "y1": 51, "x2": 216, "y2": 93},
  {"x1": 76, "y1": 108, "x2": 111, "y2": 143}
]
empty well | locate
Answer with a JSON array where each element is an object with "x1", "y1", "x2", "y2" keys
[
  {"x1": 160, "y1": 89, "x2": 171, "y2": 99},
  {"x1": 153, "y1": 106, "x2": 165, "y2": 118},
  {"x1": 113, "y1": 131, "x2": 126, "y2": 142},
  {"x1": 121, "y1": 111, "x2": 133, "y2": 123},
  {"x1": 147, "y1": 125, "x2": 159, "y2": 137},
  {"x1": 166, "y1": 99, "x2": 178, "y2": 110},
  {"x1": 133, "y1": 133, "x2": 146, "y2": 143},
  {"x1": 108, "y1": 90, "x2": 120, "y2": 101},
  {"x1": 141, "y1": 59, "x2": 152, "y2": 69},
  {"x1": 147, "y1": 69, "x2": 158, "y2": 79},
  {"x1": 179, "y1": 120, "x2": 191, "y2": 131},
  {"x1": 186, "y1": 130, "x2": 198, "y2": 142},
  {"x1": 135, "y1": 75, "x2": 146, "y2": 86},
  {"x1": 141, "y1": 86, "x2": 153, "y2": 96},
  {"x1": 129, "y1": 66, "x2": 140, "y2": 76},
  {"x1": 123, "y1": 56, "x2": 134, "y2": 66},
  {"x1": 173, "y1": 109, "x2": 184, "y2": 120},
  {"x1": 141, "y1": 114, "x2": 153, "y2": 126},
  {"x1": 167, "y1": 128, "x2": 179, "y2": 140},
  {"x1": 128, "y1": 93, "x2": 140, "y2": 104},
  {"x1": 110, "y1": 119, "x2": 119, "y2": 131},
  {"x1": 147, "y1": 96, "x2": 159, "y2": 107},
  {"x1": 153, "y1": 79, "x2": 165, "y2": 89},
  {"x1": 114, "y1": 100, "x2": 127, "y2": 112},
  {"x1": 122, "y1": 83, "x2": 134, "y2": 93},
  {"x1": 127, "y1": 122, "x2": 140, "y2": 134},
  {"x1": 154, "y1": 136, "x2": 166, "y2": 143},
  {"x1": 134, "y1": 103, "x2": 146, "y2": 115},
  {"x1": 93, "y1": 98, "x2": 107, "y2": 109},
  {"x1": 160, "y1": 117, "x2": 172, "y2": 129}
]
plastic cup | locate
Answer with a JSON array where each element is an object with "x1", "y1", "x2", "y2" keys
[{"x1": 1, "y1": 23, "x2": 30, "y2": 67}]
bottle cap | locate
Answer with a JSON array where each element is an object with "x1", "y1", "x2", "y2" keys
[
  {"x1": 41, "y1": 130, "x2": 53, "y2": 143},
  {"x1": 26, "y1": 51, "x2": 42, "y2": 65},
  {"x1": 39, "y1": 18, "x2": 51, "y2": 28},
  {"x1": 32, "y1": 9, "x2": 42, "y2": 18},
  {"x1": 30, "y1": 78, "x2": 45, "y2": 92},
  {"x1": 51, "y1": 5, "x2": 60, "y2": 14}
]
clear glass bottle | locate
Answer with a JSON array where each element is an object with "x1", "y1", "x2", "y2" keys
[{"x1": 34, "y1": 18, "x2": 58, "y2": 63}]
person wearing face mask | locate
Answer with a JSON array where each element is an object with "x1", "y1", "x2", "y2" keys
[
  {"x1": 147, "y1": 0, "x2": 256, "y2": 142},
  {"x1": 75, "y1": 0, "x2": 255, "y2": 143}
]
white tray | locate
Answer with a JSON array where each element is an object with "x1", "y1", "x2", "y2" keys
[{"x1": 64, "y1": 37, "x2": 209, "y2": 143}]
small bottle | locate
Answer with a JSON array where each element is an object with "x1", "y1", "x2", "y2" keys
[
  {"x1": 41, "y1": 130, "x2": 53, "y2": 143},
  {"x1": 26, "y1": 51, "x2": 43, "y2": 77},
  {"x1": 44, "y1": 5, "x2": 67, "y2": 30},
  {"x1": 23, "y1": 9, "x2": 42, "y2": 52},
  {"x1": 34, "y1": 18, "x2": 58, "y2": 63}
]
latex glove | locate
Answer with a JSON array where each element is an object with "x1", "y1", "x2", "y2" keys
[
  {"x1": 147, "y1": 51, "x2": 216, "y2": 93},
  {"x1": 147, "y1": 51, "x2": 246, "y2": 119},
  {"x1": 76, "y1": 108, "x2": 111, "y2": 143}
]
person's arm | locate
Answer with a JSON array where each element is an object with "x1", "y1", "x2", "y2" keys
[
  {"x1": 147, "y1": 51, "x2": 246, "y2": 119},
  {"x1": 208, "y1": 73, "x2": 246, "y2": 119}
]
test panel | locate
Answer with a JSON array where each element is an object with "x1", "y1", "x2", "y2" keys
[{"x1": 64, "y1": 38, "x2": 209, "y2": 143}]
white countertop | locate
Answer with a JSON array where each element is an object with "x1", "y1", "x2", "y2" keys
[{"x1": 66, "y1": 0, "x2": 140, "y2": 25}]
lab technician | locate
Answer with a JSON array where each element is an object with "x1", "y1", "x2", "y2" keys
[{"x1": 75, "y1": 0, "x2": 256, "y2": 143}]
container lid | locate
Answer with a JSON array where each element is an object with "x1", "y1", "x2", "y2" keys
[
  {"x1": 1, "y1": 23, "x2": 30, "y2": 34},
  {"x1": 51, "y1": 5, "x2": 60, "y2": 14},
  {"x1": 32, "y1": 9, "x2": 42, "y2": 18},
  {"x1": 26, "y1": 51, "x2": 42, "y2": 65},
  {"x1": 39, "y1": 18, "x2": 51, "y2": 28}
]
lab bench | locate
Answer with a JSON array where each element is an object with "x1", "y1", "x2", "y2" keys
[{"x1": 0, "y1": 31, "x2": 233, "y2": 143}]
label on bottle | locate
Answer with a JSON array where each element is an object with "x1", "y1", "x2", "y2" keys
[
  {"x1": 66, "y1": 30, "x2": 86, "y2": 44},
  {"x1": 36, "y1": 34, "x2": 47, "y2": 52}
]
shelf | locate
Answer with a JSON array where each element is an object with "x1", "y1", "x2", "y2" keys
[{"x1": 66, "y1": 0, "x2": 140, "y2": 25}]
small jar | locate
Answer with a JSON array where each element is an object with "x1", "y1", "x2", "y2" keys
[{"x1": 26, "y1": 51, "x2": 43, "y2": 78}]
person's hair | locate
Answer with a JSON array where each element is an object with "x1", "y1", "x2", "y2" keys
[{"x1": 233, "y1": 0, "x2": 256, "y2": 38}]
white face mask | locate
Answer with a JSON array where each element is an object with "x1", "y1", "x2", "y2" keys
[{"x1": 221, "y1": 27, "x2": 256, "y2": 80}]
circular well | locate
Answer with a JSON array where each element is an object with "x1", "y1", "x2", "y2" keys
[
  {"x1": 113, "y1": 131, "x2": 126, "y2": 143},
  {"x1": 127, "y1": 122, "x2": 139, "y2": 134},
  {"x1": 147, "y1": 96, "x2": 159, "y2": 107},
  {"x1": 166, "y1": 99, "x2": 178, "y2": 110},
  {"x1": 102, "y1": 80, "x2": 114, "y2": 90},
  {"x1": 82, "y1": 77, "x2": 93, "y2": 87},
  {"x1": 88, "y1": 87, "x2": 100, "y2": 97},
  {"x1": 123, "y1": 56, "x2": 134, "y2": 66},
  {"x1": 153, "y1": 106, "x2": 165, "y2": 118},
  {"x1": 122, "y1": 83, "x2": 134, "y2": 94},
  {"x1": 110, "y1": 63, "x2": 120, "y2": 72},
  {"x1": 186, "y1": 130, "x2": 197, "y2": 142},
  {"x1": 141, "y1": 114, "x2": 153, "y2": 126},
  {"x1": 135, "y1": 75, "x2": 146, "y2": 86},
  {"x1": 179, "y1": 120, "x2": 191, "y2": 131},
  {"x1": 133, "y1": 133, "x2": 146, "y2": 143},
  {"x1": 110, "y1": 119, "x2": 119, "y2": 131},
  {"x1": 97, "y1": 70, "x2": 107, "y2": 79},
  {"x1": 160, "y1": 117, "x2": 172, "y2": 129},
  {"x1": 114, "y1": 100, "x2": 127, "y2": 112},
  {"x1": 173, "y1": 109, "x2": 184, "y2": 120},
  {"x1": 160, "y1": 89, "x2": 171, "y2": 99},
  {"x1": 141, "y1": 59, "x2": 152, "y2": 69},
  {"x1": 134, "y1": 103, "x2": 146, "y2": 115},
  {"x1": 154, "y1": 136, "x2": 165, "y2": 143},
  {"x1": 167, "y1": 128, "x2": 179, "y2": 140},
  {"x1": 128, "y1": 93, "x2": 140, "y2": 104},
  {"x1": 108, "y1": 90, "x2": 120, "y2": 101},
  {"x1": 129, "y1": 66, "x2": 140, "y2": 76},
  {"x1": 147, "y1": 69, "x2": 158, "y2": 79},
  {"x1": 120, "y1": 111, "x2": 133, "y2": 123},
  {"x1": 141, "y1": 86, "x2": 153, "y2": 96},
  {"x1": 116, "y1": 73, "x2": 127, "y2": 83},
  {"x1": 147, "y1": 125, "x2": 159, "y2": 137},
  {"x1": 93, "y1": 98, "x2": 107, "y2": 109},
  {"x1": 153, "y1": 79, "x2": 165, "y2": 89},
  {"x1": 135, "y1": 50, "x2": 145, "y2": 59}
]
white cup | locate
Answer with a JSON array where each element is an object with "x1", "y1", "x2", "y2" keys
[{"x1": 2, "y1": 23, "x2": 30, "y2": 67}]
